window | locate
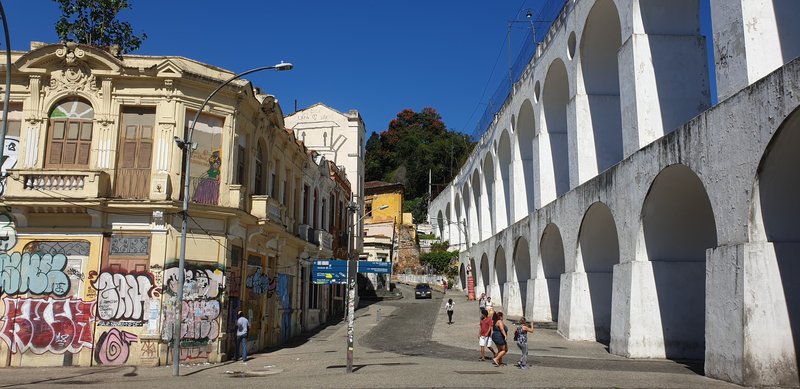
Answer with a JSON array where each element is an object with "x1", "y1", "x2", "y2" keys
[
  {"x1": 302, "y1": 185, "x2": 310, "y2": 224},
  {"x1": 255, "y1": 143, "x2": 265, "y2": 195},
  {"x1": 270, "y1": 162, "x2": 278, "y2": 198},
  {"x1": 308, "y1": 270, "x2": 319, "y2": 309},
  {"x1": 46, "y1": 98, "x2": 94, "y2": 168},
  {"x1": 236, "y1": 137, "x2": 246, "y2": 185}
]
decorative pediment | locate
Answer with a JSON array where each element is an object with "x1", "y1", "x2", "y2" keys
[
  {"x1": 15, "y1": 42, "x2": 122, "y2": 74},
  {"x1": 156, "y1": 59, "x2": 184, "y2": 78}
]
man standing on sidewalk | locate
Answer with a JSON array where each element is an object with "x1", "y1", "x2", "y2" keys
[{"x1": 236, "y1": 311, "x2": 250, "y2": 363}]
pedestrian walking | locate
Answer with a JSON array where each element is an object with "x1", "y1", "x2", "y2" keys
[
  {"x1": 491, "y1": 311, "x2": 508, "y2": 367},
  {"x1": 478, "y1": 308, "x2": 496, "y2": 361},
  {"x1": 485, "y1": 297, "x2": 494, "y2": 318},
  {"x1": 445, "y1": 298, "x2": 455, "y2": 324},
  {"x1": 514, "y1": 317, "x2": 534, "y2": 369},
  {"x1": 236, "y1": 311, "x2": 250, "y2": 363},
  {"x1": 478, "y1": 293, "x2": 486, "y2": 316},
  {"x1": 442, "y1": 279, "x2": 447, "y2": 294}
]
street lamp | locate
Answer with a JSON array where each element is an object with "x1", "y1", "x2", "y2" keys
[
  {"x1": 345, "y1": 203, "x2": 388, "y2": 373},
  {"x1": 172, "y1": 62, "x2": 292, "y2": 376}
]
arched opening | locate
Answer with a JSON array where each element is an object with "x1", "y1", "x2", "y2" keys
[
  {"x1": 483, "y1": 155, "x2": 496, "y2": 235},
  {"x1": 455, "y1": 195, "x2": 465, "y2": 245},
  {"x1": 494, "y1": 246, "x2": 507, "y2": 306},
  {"x1": 437, "y1": 210, "x2": 445, "y2": 238},
  {"x1": 469, "y1": 256, "x2": 478, "y2": 296},
  {"x1": 580, "y1": 0, "x2": 623, "y2": 173},
  {"x1": 471, "y1": 171, "x2": 484, "y2": 241},
  {"x1": 480, "y1": 253, "x2": 490, "y2": 295},
  {"x1": 753, "y1": 108, "x2": 800, "y2": 368},
  {"x1": 542, "y1": 59, "x2": 571, "y2": 198},
  {"x1": 774, "y1": 0, "x2": 800, "y2": 64},
  {"x1": 642, "y1": 164, "x2": 716, "y2": 359},
  {"x1": 513, "y1": 238, "x2": 532, "y2": 315},
  {"x1": 540, "y1": 224, "x2": 565, "y2": 322},
  {"x1": 46, "y1": 97, "x2": 94, "y2": 169},
  {"x1": 576, "y1": 202, "x2": 619, "y2": 344},
  {"x1": 497, "y1": 131, "x2": 513, "y2": 229},
  {"x1": 459, "y1": 263, "x2": 467, "y2": 291},
  {"x1": 516, "y1": 100, "x2": 537, "y2": 217}
]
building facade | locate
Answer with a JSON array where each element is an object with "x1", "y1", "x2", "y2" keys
[
  {"x1": 0, "y1": 42, "x2": 349, "y2": 367},
  {"x1": 284, "y1": 103, "x2": 366, "y2": 253}
]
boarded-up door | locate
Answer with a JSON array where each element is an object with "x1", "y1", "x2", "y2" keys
[{"x1": 115, "y1": 107, "x2": 154, "y2": 199}]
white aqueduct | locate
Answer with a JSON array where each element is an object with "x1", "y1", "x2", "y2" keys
[{"x1": 427, "y1": 0, "x2": 800, "y2": 386}]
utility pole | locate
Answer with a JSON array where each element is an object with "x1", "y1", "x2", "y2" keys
[{"x1": 345, "y1": 202, "x2": 358, "y2": 373}]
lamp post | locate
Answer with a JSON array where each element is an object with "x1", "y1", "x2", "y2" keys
[
  {"x1": 345, "y1": 202, "x2": 388, "y2": 373},
  {"x1": 172, "y1": 62, "x2": 292, "y2": 376}
]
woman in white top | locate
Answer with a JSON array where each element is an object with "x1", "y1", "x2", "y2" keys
[{"x1": 445, "y1": 298, "x2": 455, "y2": 324}]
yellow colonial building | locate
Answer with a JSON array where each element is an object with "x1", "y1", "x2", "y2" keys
[{"x1": 0, "y1": 42, "x2": 350, "y2": 367}]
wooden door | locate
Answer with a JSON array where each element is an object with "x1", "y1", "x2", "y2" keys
[{"x1": 115, "y1": 108, "x2": 154, "y2": 199}]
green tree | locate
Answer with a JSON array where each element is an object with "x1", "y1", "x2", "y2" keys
[
  {"x1": 364, "y1": 107, "x2": 476, "y2": 223},
  {"x1": 54, "y1": 0, "x2": 147, "y2": 55}
]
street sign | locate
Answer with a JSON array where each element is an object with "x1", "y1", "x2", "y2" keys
[
  {"x1": 312, "y1": 259, "x2": 348, "y2": 284},
  {"x1": 357, "y1": 261, "x2": 392, "y2": 274}
]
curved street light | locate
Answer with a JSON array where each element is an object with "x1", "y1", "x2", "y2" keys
[{"x1": 173, "y1": 62, "x2": 293, "y2": 376}]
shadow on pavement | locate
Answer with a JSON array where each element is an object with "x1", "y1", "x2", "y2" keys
[{"x1": 326, "y1": 362, "x2": 418, "y2": 372}]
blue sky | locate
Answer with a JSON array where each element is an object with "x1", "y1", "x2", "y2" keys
[{"x1": 4, "y1": 1, "x2": 714, "y2": 137}]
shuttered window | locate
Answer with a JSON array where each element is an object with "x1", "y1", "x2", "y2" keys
[
  {"x1": 46, "y1": 99, "x2": 94, "y2": 169},
  {"x1": 254, "y1": 143, "x2": 265, "y2": 195}
]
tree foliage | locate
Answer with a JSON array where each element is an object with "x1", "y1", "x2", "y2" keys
[
  {"x1": 365, "y1": 107, "x2": 476, "y2": 223},
  {"x1": 54, "y1": 0, "x2": 147, "y2": 55},
  {"x1": 419, "y1": 240, "x2": 459, "y2": 276}
]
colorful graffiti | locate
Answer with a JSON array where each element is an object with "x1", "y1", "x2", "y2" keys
[
  {"x1": 0, "y1": 252, "x2": 70, "y2": 296},
  {"x1": 0, "y1": 297, "x2": 94, "y2": 354},
  {"x1": 245, "y1": 267, "x2": 276, "y2": 296},
  {"x1": 94, "y1": 328, "x2": 138, "y2": 365},
  {"x1": 0, "y1": 213, "x2": 17, "y2": 252},
  {"x1": 92, "y1": 271, "x2": 156, "y2": 325},
  {"x1": 161, "y1": 263, "x2": 224, "y2": 348}
]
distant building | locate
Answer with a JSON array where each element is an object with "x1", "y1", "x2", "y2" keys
[{"x1": 284, "y1": 104, "x2": 366, "y2": 253}]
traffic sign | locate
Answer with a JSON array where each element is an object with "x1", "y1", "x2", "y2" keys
[
  {"x1": 312, "y1": 259, "x2": 348, "y2": 284},
  {"x1": 358, "y1": 261, "x2": 392, "y2": 274}
]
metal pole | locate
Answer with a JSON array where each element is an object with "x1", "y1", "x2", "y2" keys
[
  {"x1": 345, "y1": 203, "x2": 356, "y2": 373},
  {"x1": 0, "y1": 1, "x2": 12, "y2": 169},
  {"x1": 173, "y1": 63, "x2": 291, "y2": 376}
]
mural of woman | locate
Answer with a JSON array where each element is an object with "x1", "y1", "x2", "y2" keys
[{"x1": 192, "y1": 151, "x2": 222, "y2": 204}]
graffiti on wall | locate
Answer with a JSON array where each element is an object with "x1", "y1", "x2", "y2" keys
[
  {"x1": 23, "y1": 240, "x2": 90, "y2": 298},
  {"x1": 0, "y1": 297, "x2": 94, "y2": 354},
  {"x1": 0, "y1": 252, "x2": 70, "y2": 296},
  {"x1": 94, "y1": 328, "x2": 138, "y2": 365},
  {"x1": 245, "y1": 267, "x2": 276, "y2": 297},
  {"x1": 0, "y1": 137, "x2": 19, "y2": 196},
  {"x1": 91, "y1": 271, "x2": 157, "y2": 326},
  {"x1": 0, "y1": 212, "x2": 17, "y2": 252},
  {"x1": 161, "y1": 263, "x2": 224, "y2": 351}
]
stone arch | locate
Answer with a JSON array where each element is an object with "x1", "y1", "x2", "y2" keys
[
  {"x1": 750, "y1": 107, "x2": 800, "y2": 371},
  {"x1": 516, "y1": 99, "x2": 536, "y2": 218},
  {"x1": 436, "y1": 210, "x2": 445, "y2": 238},
  {"x1": 539, "y1": 223, "x2": 565, "y2": 322},
  {"x1": 455, "y1": 193, "x2": 465, "y2": 245},
  {"x1": 445, "y1": 202, "x2": 453, "y2": 245},
  {"x1": 459, "y1": 263, "x2": 467, "y2": 291},
  {"x1": 580, "y1": 0, "x2": 623, "y2": 174},
  {"x1": 641, "y1": 164, "x2": 716, "y2": 359},
  {"x1": 576, "y1": 202, "x2": 619, "y2": 343},
  {"x1": 469, "y1": 256, "x2": 478, "y2": 297},
  {"x1": 635, "y1": 0, "x2": 709, "y2": 135},
  {"x1": 512, "y1": 237, "x2": 531, "y2": 315},
  {"x1": 483, "y1": 154, "x2": 496, "y2": 235},
  {"x1": 471, "y1": 170, "x2": 484, "y2": 241},
  {"x1": 497, "y1": 130, "x2": 513, "y2": 230},
  {"x1": 493, "y1": 245, "x2": 507, "y2": 307},
  {"x1": 542, "y1": 58, "x2": 571, "y2": 200}
]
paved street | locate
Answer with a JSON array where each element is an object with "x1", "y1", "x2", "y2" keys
[{"x1": 0, "y1": 284, "x2": 741, "y2": 388}]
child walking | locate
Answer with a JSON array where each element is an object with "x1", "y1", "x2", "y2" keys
[{"x1": 514, "y1": 317, "x2": 534, "y2": 369}]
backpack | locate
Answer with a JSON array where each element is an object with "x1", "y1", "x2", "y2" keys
[{"x1": 513, "y1": 326, "x2": 520, "y2": 341}]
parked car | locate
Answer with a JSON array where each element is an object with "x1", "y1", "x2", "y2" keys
[{"x1": 414, "y1": 283, "x2": 432, "y2": 299}]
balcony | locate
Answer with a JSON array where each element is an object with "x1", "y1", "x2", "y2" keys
[
  {"x1": 5, "y1": 170, "x2": 110, "y2": 199},
  {"x1": 250, "y1": 195, "x2": 286, "y2": 226},
  {"x1": 298, "y1": 224, "x2": 312, "y2": 242}
]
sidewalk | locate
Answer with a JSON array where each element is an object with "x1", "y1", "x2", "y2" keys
[{"x1": 430, "y1": 291, "x2": 620, "y2": 361}]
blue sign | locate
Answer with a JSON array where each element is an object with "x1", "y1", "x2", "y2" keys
[
  {"x1": 312, "y1": 260, "x2": 348, "y2": 284},
  {"x1": 358, "y1": 261, "x2": 392, "y2": 274}
]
